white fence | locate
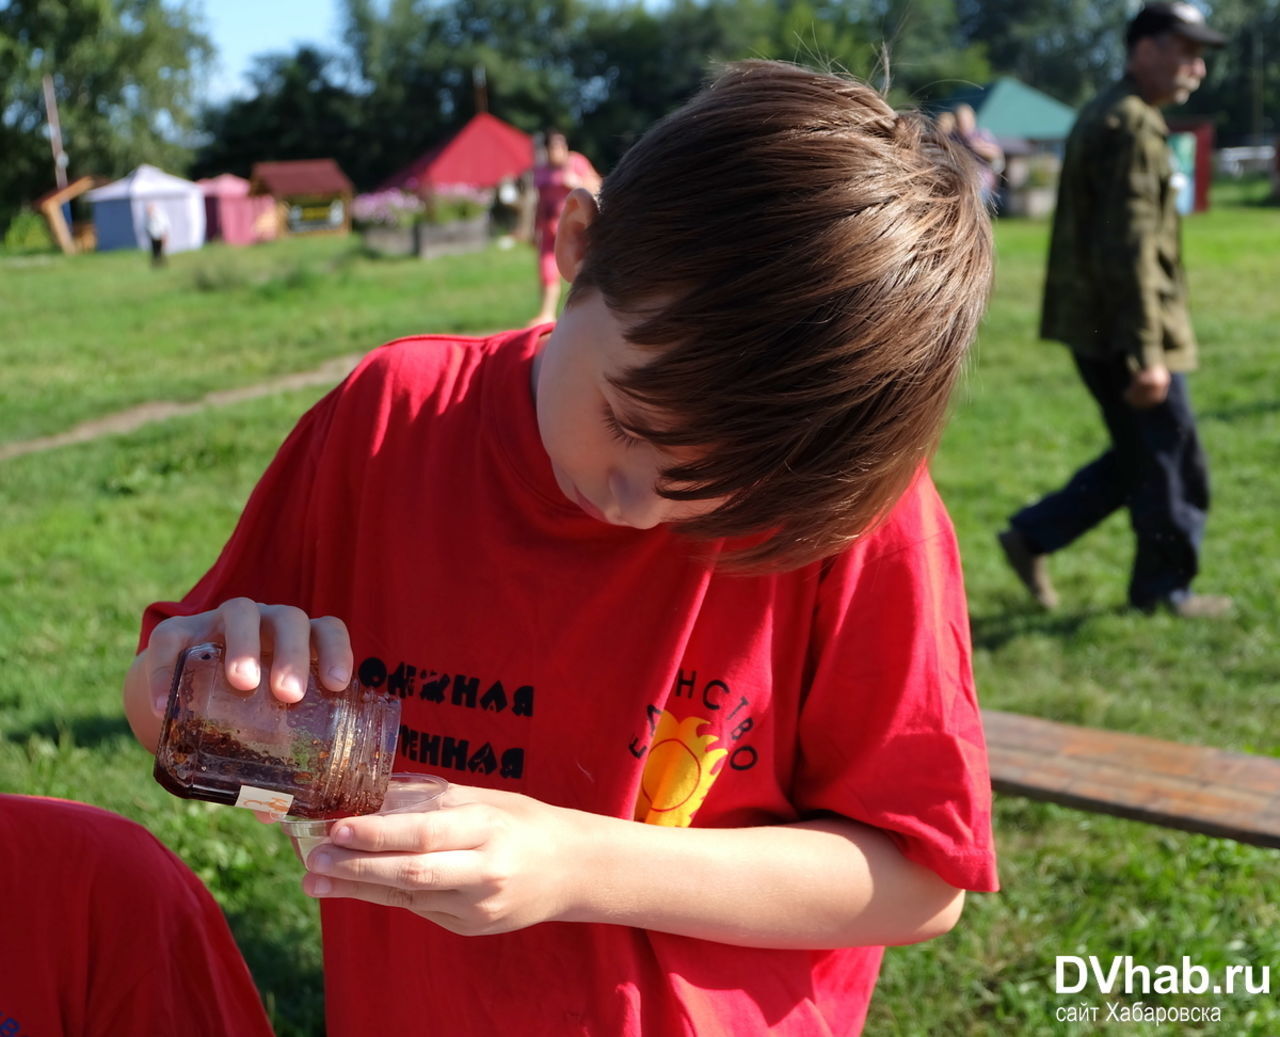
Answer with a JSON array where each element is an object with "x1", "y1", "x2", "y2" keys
[{"x1": 1215, "y1": 145, "x2": 1275, "y2": 178}]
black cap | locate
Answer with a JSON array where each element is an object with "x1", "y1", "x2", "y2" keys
[{"x1": 1127, "y1": 3, "x2": 1227, "y2": 49}]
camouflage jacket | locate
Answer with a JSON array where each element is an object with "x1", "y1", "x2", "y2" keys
[{"x1": 1040, "y1": 77, "x2": 1197, "y2": 372}]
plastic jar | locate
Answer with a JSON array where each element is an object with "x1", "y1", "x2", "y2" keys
[{"x1": 154, "y1": 641, "x2": 401, "y2": 820}]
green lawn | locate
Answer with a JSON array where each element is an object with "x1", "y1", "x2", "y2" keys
[
  {"x1": 0, "y1": 235, "x2": 536, "y2": 442},
  {"x1": 2, "y1": 203, "x2": 1277, "y2": 1036}
]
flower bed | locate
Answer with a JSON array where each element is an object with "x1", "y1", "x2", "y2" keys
[{"x1": 354, "y1": 186, "x2": 491, "y2": 258}]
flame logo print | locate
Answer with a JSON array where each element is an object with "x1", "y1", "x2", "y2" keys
[{"x1": 633, "y1": 711, "x2": 729, "y2": 826}]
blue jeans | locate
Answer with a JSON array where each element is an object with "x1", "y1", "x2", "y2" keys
[{"x1": 1010, "y1": 354, "x2": 1209, "y2": 608}]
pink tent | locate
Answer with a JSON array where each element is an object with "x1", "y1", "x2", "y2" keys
[
  {"x1": 199, "y1": 174, "x2": 277, "y2": 245},
  {"x1": 380, "y1": 113, "x2": 533, "y2": 194}
]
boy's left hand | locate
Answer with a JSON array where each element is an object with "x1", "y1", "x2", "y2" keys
[{"x1": 299, "y1": 785, "x2": 585, "y2": 935}]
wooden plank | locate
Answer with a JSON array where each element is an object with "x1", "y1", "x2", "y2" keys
[{"x1": 982, "y1": 710, "x2": 1280, "y2": 849}]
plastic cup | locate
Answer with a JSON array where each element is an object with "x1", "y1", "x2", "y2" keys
[
  {"x1": 279, "y1": 816, "x2": 335, "y2": 865},
  {"x1": 378, "y1": 772, "x2": 450, "y2": 814},
  {"x1": 280, "y1": 772, "x2": 449, "y2": 864}
]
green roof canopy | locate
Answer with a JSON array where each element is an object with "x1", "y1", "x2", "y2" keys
[{"x1": 939, "y1": 77, "x2": 1077, "y2": 142}]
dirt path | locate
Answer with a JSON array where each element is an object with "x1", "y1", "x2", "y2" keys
[{"x1": 0, "y1": 354, "x2": 364, "y2": 464}]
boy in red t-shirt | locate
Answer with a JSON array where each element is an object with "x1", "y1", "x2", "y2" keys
[{"x1": 125, "y1": 61, "x2": 998, "y2": 1035}]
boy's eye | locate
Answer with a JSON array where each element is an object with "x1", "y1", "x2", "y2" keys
[{"x1": 602, "y1": 404, "x2": 643, "y2": 449}]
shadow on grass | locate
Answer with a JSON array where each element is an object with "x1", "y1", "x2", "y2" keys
[
  {"x1": 970, "y1": 602, "x2": 1129, "y2": 651},
  {"x1": 9, "y1": 712, "x2": 135, "y2": 749},
  {"x1": 228, "y1": 910, "x2": 326, "y2": 1037}
]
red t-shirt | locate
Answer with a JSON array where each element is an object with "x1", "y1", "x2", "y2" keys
[
  {"x1": 141, "y1": 326, "x2": 997, "y2": 1036},
  {"x1": 0, "y1": 795, "x2": 273, "y2": 1037}
]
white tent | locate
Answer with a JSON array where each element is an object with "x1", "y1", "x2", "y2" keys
[{"x1": 86, "y1": 164, "x2": 206, "y2": 253}]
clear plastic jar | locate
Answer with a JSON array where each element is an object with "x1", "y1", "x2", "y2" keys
[{"x1": 154, "y1": 641, "x2": 401, "y2": 819}]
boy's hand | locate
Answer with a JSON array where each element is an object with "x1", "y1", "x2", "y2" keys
[
  {"x1": 296, "y1": 786, "x2": 967, "y2": 947},
  {"x1": 299, "y1": 785, "x2": 584, "y2": 935},
  {"x1": 142, "y1": 596, "x2": 353, "y2": 712},
  {"x1": 126, "y1": 597, "x2": 352, "y2": 753}
]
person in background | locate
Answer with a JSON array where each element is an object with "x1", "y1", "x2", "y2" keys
[
  {"x1": 951, "y1": 103, "x2": 1004, "y2": 208},
  {"x1": 529, "y1": 129, "x2": 602, "y2": 326},
  {"x1": 0, "y1": 793, "x2": 274, "y2": 1037},
  {"x1": 145, "y1": 202, "x2": 170, "y2": 268},
  {"x1": 998, "y1": 2, "x2": 1232, "y2": 618}
]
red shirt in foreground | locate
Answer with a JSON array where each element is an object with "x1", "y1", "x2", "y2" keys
[
  {"x1": 142, "y1": 326, "x2": 998, "y2": 1035},
  {"x1": 0, "y1": 794, "x2": 274, "y2": 1037}
]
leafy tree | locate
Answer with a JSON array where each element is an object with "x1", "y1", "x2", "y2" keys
[
  {"x1": 340, "y1": 0, "x2": 586, "y2": 178},
  {"x1": 859, "y1": 0, "x2": 992, "y2": 105},
  {"x1": 191, "y1": 46, "x2": 366, "y2": 182},
  {"x1": 1184, "y1": 0, "x2": 1280, "y2": 142},
  {"x1": 954, "y1": 0, "x2": 1124, "y2": 106},
  {"x1": 0, "y1": 0, "x2": 213, "y2": 235},
  {"x1": 568, "y1": 0, "x2": 773, "y2": 167}
]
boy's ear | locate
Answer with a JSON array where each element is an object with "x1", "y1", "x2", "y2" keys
[{"x1": 554, "y1": 188, "x2": 598, "y2": 284}]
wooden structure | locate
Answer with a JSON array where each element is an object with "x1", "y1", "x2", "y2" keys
[
  {"x1": 984, "y1": 709, "x2": 1280, "y2": 849},
  {"x1": 34, "y1": 176, "x2": 105, "y2": 254},
  {"x1": 250, "y1": 159, "x2": 353, "y2": 236}
]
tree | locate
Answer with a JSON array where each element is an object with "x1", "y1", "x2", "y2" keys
[
  {"x1": 860, "y1": 0, "x2": 992, "y2": 105},
  {"x1": 0, "y1": 0, "x2": 213, "y2": 235},
  {"x1": 1184, "y1": 0, "x2": 1280, "y2": 143},
  {"x1": 955, "y1": 0, "x2": 1124, "y2": 106},
  {"x1": 192, "y1": 46, "x2": 365, "y2": 183}
]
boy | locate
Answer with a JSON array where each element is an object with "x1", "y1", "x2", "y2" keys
[{"x1": 125, "y1": 61, "x2": 997, "y2": 1034}]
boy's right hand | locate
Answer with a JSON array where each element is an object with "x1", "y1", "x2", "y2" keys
[{"x1": 126, "y1": 597, "x2": 352, "y2": 750}]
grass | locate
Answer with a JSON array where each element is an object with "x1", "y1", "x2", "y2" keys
[
  {"x1": 0, "y1": 235, "x2": 536, "y2": 443},
  {"x1": 2, "y1": 198, "x2": 1278, "y2": 1035}
]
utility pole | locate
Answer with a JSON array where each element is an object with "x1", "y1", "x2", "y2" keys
[
  {"x1": 473, "y1": 63, "x2": 488, "y2": 115},
  {"x1": 1251, "y1": 18, "x2": 1264, "y2": 143},
  {"x1": 42, "y1": 73, "x2": 69, "y2": 190}
]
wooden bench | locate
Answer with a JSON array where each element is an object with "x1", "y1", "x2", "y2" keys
[{"x1": 982, "y1": 709, "x2": 1280, "y2": 849}]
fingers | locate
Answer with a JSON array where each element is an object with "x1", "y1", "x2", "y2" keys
[
  {"x1": 143, "y1": 599, "x2": 353, "y2": 707},
  {"x1": 327, "y1": 803, "x2": 486, "y2": 855},
  {"x1": 257, "y1": 603, "x2": 311, "y2": 702},
  {"x1": 300, "y1": 807, "x2": 491, "y2": 896},
  {"x1": 219, "y1": 597, "x2": 264, "y2": 691},
  {"x1": 305, "y1": 846, "x2": 476, "y2": 894},
  {"x1": 299, "y1": 868, "x2": 468, "y2": 923},
  {"x1": 144, "y1": 611, "x2": 224, "y2": 714},
  {"x1": 310, "y1": 615, "x2": 353, "y2": 691}
]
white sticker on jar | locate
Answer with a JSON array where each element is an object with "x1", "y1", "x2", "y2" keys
[{"x1": 234, "y1": 785, "x2": 295, "y2": 815}]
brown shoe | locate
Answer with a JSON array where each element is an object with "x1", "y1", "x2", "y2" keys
[
  {"x1": 1148, "y1": 593, "x2": 1235, "y2": 619},
  {"x1": 997, "y1": 528, "x2": 1059, "y2": 609}
]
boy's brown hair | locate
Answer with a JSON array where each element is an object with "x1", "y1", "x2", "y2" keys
[{"x1": 569, "y1": 59, "x2": 993, "y2": 570}]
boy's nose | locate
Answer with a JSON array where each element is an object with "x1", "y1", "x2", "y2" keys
[{"x1": 609, "y1": 471, "x2": 668, "y2": 529}]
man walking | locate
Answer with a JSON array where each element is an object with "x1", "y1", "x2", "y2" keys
[{"x1": 999, "y1": 2, "x2": 1232, "y2": 618}]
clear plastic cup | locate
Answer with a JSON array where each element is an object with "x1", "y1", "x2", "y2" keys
[{"x1": 280, "y1": 772, "x2": 449, "y2": 864}]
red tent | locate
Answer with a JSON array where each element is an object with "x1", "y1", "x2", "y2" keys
[{"x1": 380, "y1": 113, "x2": 533, "y2": 194}]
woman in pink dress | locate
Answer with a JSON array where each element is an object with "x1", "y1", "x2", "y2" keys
[{"x1": 530, "y1": 130, "x2": 602, "y2": 325}]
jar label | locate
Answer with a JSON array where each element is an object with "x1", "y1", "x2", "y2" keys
[{"x1": 233, "y1": 785, "x2": 296, "y2": 815}]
